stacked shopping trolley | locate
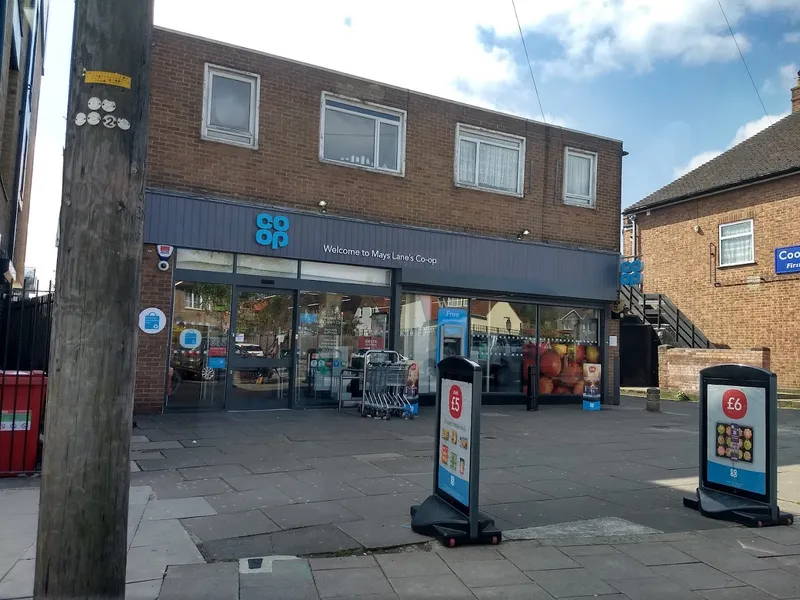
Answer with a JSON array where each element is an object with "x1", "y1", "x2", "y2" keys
[{"x1": 338, "y1": 350, "x2": 416, "y2": 420}]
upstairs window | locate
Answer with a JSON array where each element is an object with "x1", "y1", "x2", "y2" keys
[
  {"x1": 719, "y1": 219, "x2": 754, "y2": 267},
  {"x1": 184, "y1": 291, "x2": 203, "y2": 310},
  {"x1": 455, "y1": 124, "x2": 525, "y2": 196},
  {"x1": 320, "y1": 93, "x2": 405, "y2": 174},
  {"x1": 563, "y1": 148, "x2": 597, "y2": 207},
  {"x1": 202, "y1": 64, "x2": 260, "y2": 149}
]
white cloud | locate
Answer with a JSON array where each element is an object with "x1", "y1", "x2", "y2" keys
[
  {"x1": 780, "y1": 63, "x2": 799, "y2": 90},
  {"x1": 784, "y1": 31, "x2": 800, "y2": 43},
  {"x1": 674, "y1": 112, "x2": 789, "y2": 178}
]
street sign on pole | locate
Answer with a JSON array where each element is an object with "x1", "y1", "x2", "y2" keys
[
  {"x1": 410, "y1": 356, "x2": 501, "y2": 547},
  {"x1": 684, "y1": 364, "x2": 793, "y2": 527}
]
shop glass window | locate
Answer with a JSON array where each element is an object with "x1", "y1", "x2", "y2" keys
[
  {"x1": 469, "y1": 300, "x2": 537, "y2": 393},
  {"x1": 297, "y1": 292, "x2": 391, "y2": 406},
  {"x1": 202, "y1": 64, "x2": 260, "y2": 149},
  {"x1": 455, "y1": 124, "x2": 525, "y2": 196},
  {"x1": 320, "y1": 93, "x2": 405, "y2": 174},
  {"x1": 563, "y1": 148, "x2": 597, "y2": 207},
  {"x1": 236, "y1": 254, "x2": 298, "y2": 277},
  {"x1": 300, "y1": 261, "x2": 391, "y2": 286},
  {"x1": 175, "y1": 249, "x2": 234, "y2": 273},
  {"x1": 399, "y1": 295, "x2": 469, "y2": 394},
  {"x1": 168, "y1": 282, "x2": 232, "y2": 410},
  {"x1": 719, "y1": 219, "x2": 754, "y2": 267},
  {"x1": 537, "y1": 306, "x2": 600, "y2": 398}
]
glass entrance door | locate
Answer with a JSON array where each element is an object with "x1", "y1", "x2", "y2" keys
[{"x1": 227, "y1": 289, "x2": 295, "y2": 410}]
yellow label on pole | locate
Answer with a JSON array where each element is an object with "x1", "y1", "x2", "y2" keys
[{"x1": 84, "y1": 71, "x2": 131, "y2": 89}]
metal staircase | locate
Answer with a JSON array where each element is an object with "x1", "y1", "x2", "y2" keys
[{"x1": 619, "y1": 285, "x2": 714, "y2": 349}]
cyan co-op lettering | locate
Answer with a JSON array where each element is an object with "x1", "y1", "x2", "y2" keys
[{"x1": 255, "y1": 213, "x2": 290, "y2": 250}]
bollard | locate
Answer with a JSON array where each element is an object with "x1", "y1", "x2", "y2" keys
[{"x1": 646, "y1": 387, "x2": 660, "y2": 412}]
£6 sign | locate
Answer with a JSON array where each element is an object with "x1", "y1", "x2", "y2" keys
[
  {"x1": 722, "y1": 388, "x2": 748, "y2": 420},
  {"x1": 255, "y1": 213, "x2": 290, "y2": 250},
  {"x1": 448, "y1": 385, "x2": 463, "y2": 419}
]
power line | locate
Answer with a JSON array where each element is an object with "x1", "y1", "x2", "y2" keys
[
  {"x1": 511, "y1": 0, "x2": 547, "y2": 126},
  {"x1": 716, "y1": 0, "x2": 771, "y2": 124}
]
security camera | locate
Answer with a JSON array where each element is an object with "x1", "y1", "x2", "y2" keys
[{"x1": 157, "y1": 260, "x2": 169, "y2": 272}]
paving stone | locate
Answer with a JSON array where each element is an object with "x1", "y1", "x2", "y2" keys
[
  {"x1": 448, "y1": 558, "x2": 531, "y2": 588},
  {"x1": 752, "y1": 525, "x2": 800, "y2": 546},
  {"x1": 159, "y1": 562, "x2": 239, "y2": 600},
  {"x1": 567, "y1": 474, "x2": 654, "y2": 493},
  {"x1": 498, "y1": 544, "x2": 580, "y2": 571},
  {"x1": 482, "y1": 500, "x2": 574, "y2": 528},
  {"x1": 310, "y1": 555, "x2": 377, "y2": 570},
  {"x1": 314, "y1": 567, "x2": 394, "y2": 598},
  {"x1": 608, "y1": 576, "x2": 702, "y2": 600},
  {"x1": 375, "y1": 552, "x2": 451, "y2": 578},
  {"x1": 629, "y1": 509, "x2": 734, "y2": 533},
  {"x1": 124, "y1": 579, "x2": 162, "y2": 600},
  {"x1": 433, "y1": 545, "x2": 504, "y2": 564},
  {"x1": 265, "y1": 500, "x2": 361, "y2": 529},
  {"x1": 389, "y1": 573, "x2": 474, "y2": 600},
  {"x1": 179, "y1": 464, "x2": 252, "y2": 481},
  {"x1": 339, "y1": 492, "x2": 427, "y2": 520},
  {"x1": 131, "y1": 435, "x2": 151, "y2": 443},
  {"x1": 735, "y1": 568, "x2": 800, "y2": 598},
  {"x1": 240, "y1": 458, "x2": 315, "y2": 475},
  {"x1": 336, "y1": 518, "x2": 430, "y2": 549},
  {"x1": 0, "y1": 558, "x2": 34, "y2": 599},
  {"x1": 130, "y1": 469, "x2": 186, "y2": 488},
  {"x1": 613, "y1": 542, "x2": 698, "y2": 566},
  {"x1": 522, "y1": 478, "x2": 598, "y2": 499},
  {"x1": 204, "y1": 488, "x2": 296, "y2": 513},
  {"x1": 527, "y1": 567, "x2": 618, "y2": 598},
  {"x1": 182, "y1": 510, "x2": 280, "y2": 542},
  {"x1": 271, "y1": 524, "x2": 362, "y2": 556},
  {"x1": 348, "y1": 477, "x2": 426, "y2": 496},
  {"x1": 223, "y1": 472, "x2": 298, "y2": 492},
  {"x1": 125, "y1": 541, "x2": 204, "y2": 583},
  {"x1": 151, "y1": 477, "x2": 232, "y2": 499},
  {"x1": 479, "y1": 483, "x2": 551, "y2": 504},
  {"x1": 471, "y1": 583, "x2": 556, "y2": 599},
  {"x1": 267, "y1": 477, "x2": 365, "y2": 503},
  {"x1": 551, "y1": 496, "x2": 644, "y2": 520},
  {"x1": 573, "y1": 552, "x2": 656, "y2": 579},
  {"x1": 141, "y1": 497, "x2": 216, "y2": 521},
  {"x1": 131, "y1": 518, "x2": 191, "y2": 548},
  {"x1": 199, "y1": 534, "x2": 274, "y2": 561},
  {"x1": 596, "y1": 489, "x2": 682, "y2": 512},
  {"x1": 239, "y1": 568, "x2": 320, "y2": 600},
  {"x1": 130, "y1": 440, "x2": 183, "y2": 451},
  {"x1": 669, "y1": 540, "x2": 778, "y2": 572},
  {"x1": 698, "y1": 586, "x2": 787, "y2": 600},
  {"x1": 136, "y1": 455, "x2": 207, "y2": 471},
  {"x1": 131, "y1": 450, "x2": 165, "y2": 461},
  {"x1": 653, "y1": 563, "x2": 744, "y2": 590}
]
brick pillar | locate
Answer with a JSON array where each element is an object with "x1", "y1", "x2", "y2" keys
[
  {"x1": 134, "y1": 245, "x2": 173, "y2": 414},
  {"x1": 606, "y1": 312, "x2": 620, "y2": 405}
]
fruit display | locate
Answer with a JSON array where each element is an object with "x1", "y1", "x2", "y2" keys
[
  {"x1": 537, "y1": 338, "x2": 600, "y2": 396},
  {"x1": 715, "y1": 422, "x2": 754, "y2": 463}
]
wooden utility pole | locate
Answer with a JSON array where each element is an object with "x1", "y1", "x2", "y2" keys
[{"x1": 34, "y1": 1, "x2": 153, "y2": 598}]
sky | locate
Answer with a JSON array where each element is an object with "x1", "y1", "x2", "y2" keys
[{"x1": 27, "y1": 0, "x2": 800, "y2": 283}]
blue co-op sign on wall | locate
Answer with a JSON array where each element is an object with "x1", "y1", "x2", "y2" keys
[
  {"x1": 255, "y1": 213, "x2": 290, "y2": 250},
  {"x1": 775, "y1": 245, "x2": 800, "y2": 275}
]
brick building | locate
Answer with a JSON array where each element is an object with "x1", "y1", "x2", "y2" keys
[
  {"x1": 0, "y1": 0, "x2": 47, "y2": 291},
  {"x1": 135, "y1": 28, "x2": 625, "y2": 413},
  {"x1": 623, "y1": 75, "x2": 800, "y2": 389}
]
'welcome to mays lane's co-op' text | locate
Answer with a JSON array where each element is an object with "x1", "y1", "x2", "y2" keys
[{"x1": 323, "y1": 244, "x2": 437, "y2": 265}]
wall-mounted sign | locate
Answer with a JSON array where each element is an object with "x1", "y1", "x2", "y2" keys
[
  {"x1": 138, "y1": 308, "x2": 166, "y2": 334},
  {"x1": 255, "y1": 213, "x2": 290, "y2": 250},
  {"x1": 157, "y1": 244, "x2": 174, "y2": 259},
  {"x1": 620, "y1": 259, "x2": 643, "y2": 286},
  {"x1": 179, "y1": 328, "x2": 201, "y2": 349},
  {"x1": 775, "y1": 245, "x2": 800, "y2": 275}
]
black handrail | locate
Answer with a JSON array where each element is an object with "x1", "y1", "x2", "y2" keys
[{"x1": 621, "y1": 286, "x2": 714, "y2": 349}]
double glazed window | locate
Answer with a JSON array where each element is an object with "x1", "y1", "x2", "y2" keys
[
  {"x1": 455, "y1": 124, "x2": 525, "y2": 196},
  {"x1": 202, "y1": 64, "x2": 260, "y2": 149},
  {"x1": 320, "y1": 94, "x2": 405, "y2": 174},
  {"x1": 563, "y1": 148, "x2": 598, "y2": 207},
  {"x1": 719, "y1": 219, "x2": 754, "y2": 267}
]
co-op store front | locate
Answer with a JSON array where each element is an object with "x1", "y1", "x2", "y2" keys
[{"x1": 143, "y1": 190, "x2": 620, "y2": 412}]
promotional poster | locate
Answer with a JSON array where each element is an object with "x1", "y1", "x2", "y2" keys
[
  {"x1": 438, "y1": 378, "x2": 472, "y2": 506},
  {"x1": 706, "y1": 384, "x2": 766, "y2": 496}
]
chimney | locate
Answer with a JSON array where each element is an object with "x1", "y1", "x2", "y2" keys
[{"x1": 793, "y1": 70, "x2": 800, "y2": 114}]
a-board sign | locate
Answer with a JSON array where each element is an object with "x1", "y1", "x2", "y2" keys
[
  {"x1": 410, "y1": 355, "x2": 501, "y2": 547},
  {"x1": 685, "y1": 364, "x2": 792, "y2": 527}
]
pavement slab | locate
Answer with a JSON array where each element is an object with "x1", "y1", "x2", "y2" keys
[
  {"x1": 314, "y1": 567, "x2": 395, "y2": 598},
  {"x1": 653, "y1": 562, "x2": 745, "y2": 590},
  {"x1": 526, "y1": 567, "x2": 619, "y2": 598},
  {"x1": 271, "y1": 524, "x2": 362, "y2": 556},
  {"x1": 182, "y1": 510, "x2": 281, "y2": 542},
  {"x1": 498, "y1": 543, "x2": 580, "y2": 571},
  {"x1": 142, "y1": 497, "x2": 217, "y2": 521},
  {"x1": 375, "y1": 552, "x2": 451, "y2": 578},
  {"x1": 159, "y1": 562, "x2": 239, "y2": 600},
  {"x1": 265, "y1": 500, "x2": 361, "y2": 530},
  {"x1": 388, "y1": 573, "x2": 475, "y2": 600},
  {"x1": 613, "y1": 542, "x2": 698, "y2": 566}
]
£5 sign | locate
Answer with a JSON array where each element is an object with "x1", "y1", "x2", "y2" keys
[
  {"x1": 722, "y1": 388, "x2": 748, "y2": 420},
  {"x1": 448, "y1": 385, "x2": 463, "y2": 419},
  {"x1": 255, "y1": 213, "x2": 290, "y2": 250}
]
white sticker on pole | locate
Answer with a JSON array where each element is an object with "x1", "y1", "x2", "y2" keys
[{"x1": 139, "y1": 308, "x2": 167, "y2": 334}]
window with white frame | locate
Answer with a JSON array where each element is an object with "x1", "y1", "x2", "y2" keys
[
  {"x1": 202, "y1": 64, "x2": 260, "y2": 149},
  {"x1": 563, "y1": 148, "x2": 597, "y2": 207},
  {"x1": 320, "y1": 94, "x2": 405, "y2": 174},
  {"x1": 719, "y1": 219, "x2": 754, "y2": 267},
  {"x1": 184, "y1": 291, "x2": 203, "y2": 310},
  {"x1": 455, "y1": 124, "x2": 525, "y2": 196}
]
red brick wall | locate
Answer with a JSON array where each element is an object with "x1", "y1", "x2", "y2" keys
[
  {"x1": 134, "y1": 245, "x2": 173, "y2": 413},
  {"x1": 147, "y1": 28, "x2": 623, "y2": 252},
  {"x1": 607, "y1": 315, "x2": 620, "y2": 403},
  {"x1": 633, "y1": 175, "x2": 800, "y2": 388},
  {"x1": 658, "y1": 346, "x2": 771, "y2": 393}
]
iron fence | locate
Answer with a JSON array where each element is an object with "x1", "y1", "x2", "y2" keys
[{"x1": 0, "y1": 282, "x2": 53, "y2": 475}]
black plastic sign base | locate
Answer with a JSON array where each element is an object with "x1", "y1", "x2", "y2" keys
[
  {"x1": 684, "y1": 487, "x2": 793, "y2": 528},
  {"x1": 411, "y1": 496, "x2": 502, "y2": 548}
]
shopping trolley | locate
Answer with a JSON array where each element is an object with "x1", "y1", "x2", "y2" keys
[{"x1": 360, "y1": 352, "x2": 414, "y2": 420}]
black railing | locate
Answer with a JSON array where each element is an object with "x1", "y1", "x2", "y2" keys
[
  {"x1": 619, "y1": 285, "x2": 713, "y2": 349},
  {"x1": 0, "y1": 281, "x2": 53, "y2": 475}
]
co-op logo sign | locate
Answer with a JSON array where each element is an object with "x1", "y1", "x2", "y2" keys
[
  {"x1": 775, "y1": 244, "x2": 800, "y2": 275},
  {"x1": 255, "y1": 213, "x2": 290, "y2": 250}
]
